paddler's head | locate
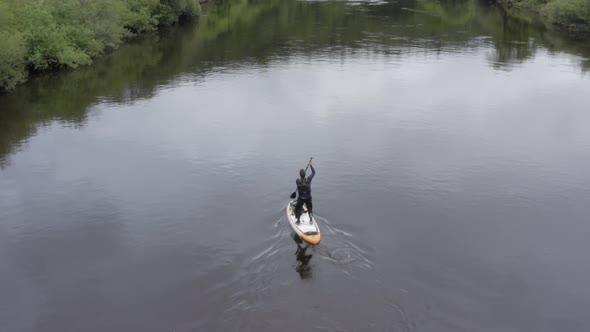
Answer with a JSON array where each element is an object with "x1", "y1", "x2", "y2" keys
[{"x1": 299, "y1": 169, "x2": 306, "y2": 178}]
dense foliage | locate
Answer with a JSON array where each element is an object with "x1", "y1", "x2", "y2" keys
[
  {"x1": 0, "y1": 0, "x2": 200, "y2": 91},
  {"x1": 505, "y1": 0, "x2": 590, "y2": 35}
]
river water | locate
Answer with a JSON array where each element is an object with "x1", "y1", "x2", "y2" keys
[{"x1": 1, "y1": 0, "x2": 590, "y2": 331}]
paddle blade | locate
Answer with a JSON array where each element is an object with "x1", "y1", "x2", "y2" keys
[{"x1": 290, "y1": 192, "x2": 296, "y2": 199}]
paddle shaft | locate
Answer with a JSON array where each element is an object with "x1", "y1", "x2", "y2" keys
[{"x1": 304, "y1": 157, "x2": 313, "y2": 172}]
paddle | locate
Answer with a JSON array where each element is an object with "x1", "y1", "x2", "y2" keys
[{"x1": 290, "y1": 157, "x2": 313, "y2": 199}]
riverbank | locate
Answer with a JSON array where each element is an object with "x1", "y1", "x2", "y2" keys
[
  {"x1": 497, "y1": 0, "x2": 590, "y2": 36},
  {"x1": 0, "y1": 0, "x2": 201, "y2": 92}
]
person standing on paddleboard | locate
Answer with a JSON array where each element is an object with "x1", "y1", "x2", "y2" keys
[{"x1": 295, "y1": 160, "x2": 316, "y2": 225}]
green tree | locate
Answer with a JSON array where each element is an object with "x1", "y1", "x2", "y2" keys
[
  {"x1": 0, "y1": 31, "x2": 27, "y2": 90},
  {"x1": 0, "y1": 0, "x2": 201, "y2": 92}
]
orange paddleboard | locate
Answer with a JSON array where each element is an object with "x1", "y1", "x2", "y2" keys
[{"x1": 286, "y1": 199, "x2": 321, "y2": 245}]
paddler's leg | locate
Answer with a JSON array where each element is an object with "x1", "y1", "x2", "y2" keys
[
  {"x1": 306, "y1": 198, "x2": 313, "y2": 224},
  {"x1": 295, "y1": 199, "x2": 304, "y2": 224}
]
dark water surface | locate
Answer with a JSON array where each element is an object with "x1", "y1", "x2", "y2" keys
[{"x1": 2, "y1": 0, "x2": 590, "y2": 331}]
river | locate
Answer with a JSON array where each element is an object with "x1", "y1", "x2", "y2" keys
[{"x1": 1, "y1": 0, "x2": 590, "y2": 331}]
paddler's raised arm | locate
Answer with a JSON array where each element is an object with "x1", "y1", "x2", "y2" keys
[{"x1": 307, "y1": 163, "x2": 315, "y2": 182}]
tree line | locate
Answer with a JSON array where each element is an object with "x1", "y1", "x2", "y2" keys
[{"x1": 0, "y1": 0, "x2": 201, "y2": 92}]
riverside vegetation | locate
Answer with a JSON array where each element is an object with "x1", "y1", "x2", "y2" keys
[
  {"x1": 498, "y1": 0, "x2": 590, "y2": 35},
  {"x1": 0, "y1": 0, "x2": 201, "y2": 92},
  {"x1": 1, "y1": 0, "x2": 589, "y2": 93}
]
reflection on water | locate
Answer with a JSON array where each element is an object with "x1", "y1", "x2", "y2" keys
[{"x1": 292, "y1": 232, "x2": 314, "y2": 279}]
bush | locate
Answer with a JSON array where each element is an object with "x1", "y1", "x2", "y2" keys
[
  {"x1": 21, "y1": 1, "x2": 93, "y2": 70},
  {"x1": 158, "y1": 0, "x2": 201, "y2": 26},
  {"x1": 125, "y1": 0, "x2": 161, "y2": 32},
  {"x1": 543, "y1": 0, "x2": 590, "y2": 34},
  {"x1": 0, "y1": 0, "x2": 200, "y2": 92},
  {"x1": 0, "y1": 31, "x2": 27, "y2": 90}
]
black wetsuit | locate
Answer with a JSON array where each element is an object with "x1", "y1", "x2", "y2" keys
[{"x1": 295, "y1": 165, "x2": 315, "y2": 221}]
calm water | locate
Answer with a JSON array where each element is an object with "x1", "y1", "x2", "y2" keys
[{"x1": 2, "y1": 0, "x2": 590, "y2": 331}]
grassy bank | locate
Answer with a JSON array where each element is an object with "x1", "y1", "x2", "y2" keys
[
  {"x1": 0, "y1": 0, "x2": 200, "y2": 92},
  {"x1": 499, "y1": 0, "x2": 590, "y2": 36}
]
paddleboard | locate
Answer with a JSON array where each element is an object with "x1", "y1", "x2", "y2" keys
[{"x1": 286, "y1": 199, "x2": 321, "y2": 245}]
